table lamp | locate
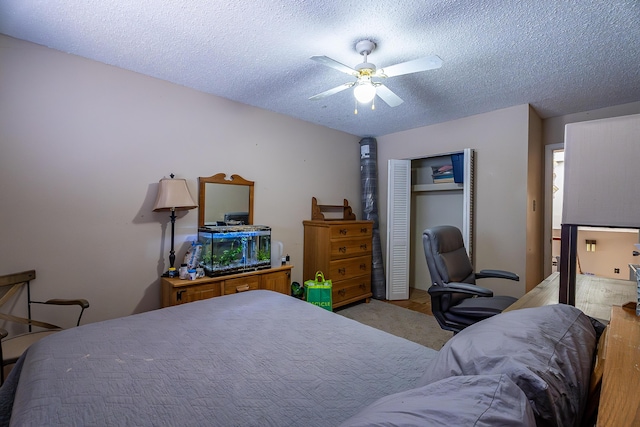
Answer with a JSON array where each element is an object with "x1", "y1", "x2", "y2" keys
[{"x1": 153, "y1": 174, "x2": 197, "y2": 276}]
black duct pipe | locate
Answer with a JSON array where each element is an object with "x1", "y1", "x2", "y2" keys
[{"x1": 359, "y1": 137, "x2": 386, "y2": 299}]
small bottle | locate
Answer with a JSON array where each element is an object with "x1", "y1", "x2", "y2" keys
[
  {"x1": 167, "y1": 267, "x2": 177, "y2": 278},
  {"x1": 285, "y1": 254, "x2": 290, "y2": 265}
]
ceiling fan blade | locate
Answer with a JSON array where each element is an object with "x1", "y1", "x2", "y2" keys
[
  {"x1": 377, "y1": 55, "x2": 443, "y2": 78},
  {"x1": 310, "y1": 56, "x2": 358, "y2": 76},
  {"x1": 309, "y1": 82, "x2": 354, "y2": 101},
  {"x1": 375, "y1": 84, "x2": 404, "y2": 107}
]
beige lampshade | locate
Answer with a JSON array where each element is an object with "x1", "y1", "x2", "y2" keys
[{"x1": 153, "y1": 177, "x2": 197, "y2": 211}]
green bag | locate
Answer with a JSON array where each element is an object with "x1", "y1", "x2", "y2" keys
[{"x1": 304, "y1": 271, "x2": 332, "y2": 311}]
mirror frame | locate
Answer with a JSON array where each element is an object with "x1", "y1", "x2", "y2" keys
[{"x1": 198, "y1": 173, "x2": 254, "y2": 227}]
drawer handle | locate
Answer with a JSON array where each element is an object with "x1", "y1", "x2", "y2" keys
[
  {"x1": 236, "y1": 284, "x2": 250, "y2": 292},
  {"x1": 359, "y1": 283, "x2": 366, "y2": 290},
  {"x1": 338, "y1": 289, "x2": 346, "y2": 297},
  {"x1": 339, "y1": 228, "x2": 348, "y2": 235},
  {"x1": 361, "y1": 227, "x2": 368, "y2": 233},
  {"x1": 360, "y1": 244, "x2": 367, "y2": 250},
  {"x1": 338, "y1": 268, "x2": 346, "y2": 275},
  {"x1": 360, "y1": 263, "x2": 367, "y2": 270},
  {"x1": 339, "y1": 246, "x2": 347, "y2": 253},
  {"x1": 177, "y1": 290, "x2": 186, "y2": 301}
]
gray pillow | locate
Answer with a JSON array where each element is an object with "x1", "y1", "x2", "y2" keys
[
  {"x1": 417, "y1": 304, "x2": 596, "y2": 427},
  {"x1": 339, "y1": 374, "x2": 535, "y2": 427}
]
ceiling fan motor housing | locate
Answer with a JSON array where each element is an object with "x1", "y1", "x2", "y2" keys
[
  {"x1": 355, "y1": 39, "x2": 376, "y2": 56},
  {"x1": 355, "y1": 40, "x2": 377, "y2": 76},
  {"x1": 355, "y1": 62, "x2": 376, "y2": 75}
]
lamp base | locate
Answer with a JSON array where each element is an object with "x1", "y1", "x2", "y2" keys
[
  {"x1": 161, "y1": 209, "x2": 179, "y2": 279},
  {"x1": 162, "y1": 269, "x2": 178, "y2": 278}
]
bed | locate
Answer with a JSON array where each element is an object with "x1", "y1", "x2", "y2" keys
[
  {"x1": 1, "y1": 290, "x2": 438, "y2": 426},
  {"x1": 1, "y1": 289, "x2": 611, "y2": 426}
]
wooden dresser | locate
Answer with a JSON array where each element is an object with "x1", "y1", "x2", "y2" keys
[
  {"x1": 303, "y1": 220, "x2": 373, "y2": 309},
  {"x1": 161, "y1": 265, "x2": 292, "y2": 307}
]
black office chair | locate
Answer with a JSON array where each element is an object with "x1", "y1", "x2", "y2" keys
[
  {"x1": 423, "y1": 225, "x2": 519, "y2": 333},
  {"x1": 0, "y1": 270, "x2": 89, "y2": 384}
]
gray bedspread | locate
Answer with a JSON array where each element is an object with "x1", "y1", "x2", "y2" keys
[{"x1": 6, "y1": 290, "x2": 437, "y2": 426}]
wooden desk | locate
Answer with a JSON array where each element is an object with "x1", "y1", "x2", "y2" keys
[
  {"x1": 596, "y1": 304, "x2": 640, "y2": 427},
  {"x1": 505, "y1": 272, "x2": 636, "y2": 322}
]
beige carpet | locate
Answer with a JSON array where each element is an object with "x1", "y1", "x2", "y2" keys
[{"x1": 335, "y1": 299, "x2": 453, "y2": 350}]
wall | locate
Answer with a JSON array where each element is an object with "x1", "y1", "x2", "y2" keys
[
  {"x1": 542, "y1": 101, "x2": 640, "y2": 145},
  {"x1": 526, "y1": 105, "x2": 544, "y2": 291},
  {"x1": 377, "y1": 104, "x2": 540, "y2": 298},
  {"x1": 0, "y1": 35, "x2": 361, "y2": 328}
]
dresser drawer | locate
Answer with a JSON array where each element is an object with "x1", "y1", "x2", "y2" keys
[
  {"x1": 329, "y1": 236, "x2": 372, "y2": 259},
  {"x1": 172, "y1": 283, "x2": 222, "y2": 305},
  {"x1": 329, "y1": 223, "x2": 372, "y2": 240},
  {"x1": 332, "y1": 276, "x2": 371, "y2": 305},
  {"x1": 224, "y1": 275, "x2": 260, "y2": 294},
  {"x1": 329, "y1": 255, "x2": 370, "y2": 281}
]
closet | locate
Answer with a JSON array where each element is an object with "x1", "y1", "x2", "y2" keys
[{"x1": 386, "y1": 148, "x2": 475, "y2": 300}]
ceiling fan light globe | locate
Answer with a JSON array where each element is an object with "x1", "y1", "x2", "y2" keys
[{"x1": 354, "y1": 82, "x2": 376, "y2": 103}]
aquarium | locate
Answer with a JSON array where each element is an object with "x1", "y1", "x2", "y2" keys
[{"x1": 198, "y1": 225, "x2": 272, "y2": 277}]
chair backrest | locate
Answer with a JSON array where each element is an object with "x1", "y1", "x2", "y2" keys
[
  {"x1": 0, "y1": 270, "x2": 35, "y2": 309},
  {"x1": 0, "y1": 270, "x2": 60, "y2": 333},
  {"x1": 423, "y1": 226, "x2": 475, "y2": 310}
]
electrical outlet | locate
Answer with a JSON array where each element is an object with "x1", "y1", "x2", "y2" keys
[{"x1": 614, "y1": 268, "x2": 620, "y2": 274}]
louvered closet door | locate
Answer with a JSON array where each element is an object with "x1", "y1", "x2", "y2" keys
[{"x1": 386, "y1": 159, "x2": 411, "y2": 300}]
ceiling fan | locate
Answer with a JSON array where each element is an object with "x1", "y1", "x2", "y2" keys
[{"x1": 309, "y1": 39, "x2": 442, "y2": 113}]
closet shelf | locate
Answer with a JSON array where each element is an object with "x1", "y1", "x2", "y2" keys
[{"x1": 412, "y1": 183, "x2": 463, "y2": 193}]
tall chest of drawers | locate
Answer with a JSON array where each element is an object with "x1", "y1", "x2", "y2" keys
[{"x1": 303, "y1": 220, "x2": 373, "y2": 308}]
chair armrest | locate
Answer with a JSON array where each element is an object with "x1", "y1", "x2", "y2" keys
[
  {"x1": 42, "y1": 299, "x2": 90, "y2": 309},
  {"x1": 35, "y1": 299, "x2": 90, "y2": 326},
  {"x1": 476, "y1": 269, "x2": 519, "y2": 281},
  {"x1": 428, "y1": 282, "x2": 494, "y2": 298}
]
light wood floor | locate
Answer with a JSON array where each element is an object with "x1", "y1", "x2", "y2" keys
[{"x1": 384, "y1": 287, "x2": 434, "y2": 316}]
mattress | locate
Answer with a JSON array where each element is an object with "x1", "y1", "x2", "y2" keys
[{"x1": 6, "y1": 290, "x2": 437, "y2": 426}]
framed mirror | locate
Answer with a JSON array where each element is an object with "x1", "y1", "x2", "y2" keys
[{"x1": 198, "y1": 173, "x2": 254, "y2": 227}]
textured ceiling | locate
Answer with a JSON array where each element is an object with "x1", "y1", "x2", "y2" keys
[{"x1": 1, "y1": 1, "x2": 639, "y2": 137}]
